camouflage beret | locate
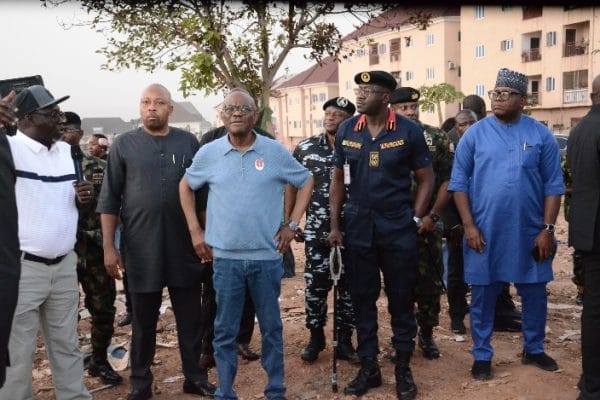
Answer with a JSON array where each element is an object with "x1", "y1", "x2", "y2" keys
[
  {"x1": 354, "y1": 70, "x2": 397, "y2": 91},
  {"x1": 390, "y1": 87, "x2": 420, "y2": 104},
  {"x1": 322, "y1": 96, "x2": 356, "y2": 115}
]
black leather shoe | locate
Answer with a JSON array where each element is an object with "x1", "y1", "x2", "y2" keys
[
  {"x1": 418, "y1": 331, "x2": 440, "y2": 359},
  {"x1": 471, "y1": 360, "x2": 492, "y2": 380},
  {"x1": 450, "y1": 317, "x2": 466, "y2": 334},
  {"x1": 127, "y1": 386, "x2": 152, "y2": 400},
  {"x1": 522, "y1": 351, "x2": 558, "y2": 371},
  {"x1": 118, "y1": 312, "x2": 132, "y2": 327},
  {"x1": 493, "y1": 317, "x2": 522, "y2": 332},
  {"x1": 183, "y1": 379, "x2": 216, "y2": 397},
  {"x1": 199, "y1": 353, "x2": 216, "y2": 369},
  {"x1": 88, "y1": 359, "x2": 123, "y2": 385},
  {"x1": 300, "y1": 328, "x2": 325, "y2": 363},
  {"x1": 336, "y1": 337, "x2": 360, "y2": 364},
  {"x1": 395, "y1": 364, "x2": 417, "y2": 400},
  {"x1": 238, "y1": 343, "x2": 260, "y2": 361},
  {"x1": 343, "y1": 358, "x2": 382, "y2": 396}
]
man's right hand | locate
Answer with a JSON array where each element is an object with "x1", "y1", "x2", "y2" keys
[
  {"x1": 327, "y1": 227, "x2": 344, "y2": 247},
  {"x1": 190, "y1": 228, "x2": 213, "y2": 263},
  {"x1": 463, "y1": 222, "x2": 486, "y2": 253},
  {"x1": 0, "y1": 91, "x2": 18, "y2": 131},
  {"x1": 104, "y1": 246, "x2": 123, "y2": 280}
]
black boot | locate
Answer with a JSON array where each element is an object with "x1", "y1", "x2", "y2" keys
[
  {"x1": 447, "y1": 285, "x2": 468, "y2": 334},
  {"x1": 88, "y1": 351, "x2": 123, "y2": 385},
  {"x1": 336, "y1": 330, "x2": 359, "y2": 364},
  {"x1": 394, "y1": 352, "x2": 417, "y2": 400},
  {"x1": 343, "y1": 356, "x2": 382, "y2": 396},
  {"x1": 418, "y1": 329, "x2": 440, "y2": 359},
  {"x1": 300, "y1": 327, "x2": 325, "y2": 362}
]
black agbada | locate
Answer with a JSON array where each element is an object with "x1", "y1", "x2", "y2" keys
[{"x1": 97, "y1": 127, "x2": 203, "y2": 292}]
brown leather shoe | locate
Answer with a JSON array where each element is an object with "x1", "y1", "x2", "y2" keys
[
  {"x1": 199, "y1": 353, "x2": 215, "y2": 369},
  {"x1": 238, "y1": 343, "x2": 260, "y2": 361}
]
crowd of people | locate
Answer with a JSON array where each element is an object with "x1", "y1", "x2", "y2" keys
[{"x1": 0, "y1": 65, "x2": 598, "y2": 400}]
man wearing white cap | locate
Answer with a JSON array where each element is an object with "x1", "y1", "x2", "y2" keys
[{"x1": 449, "y1": 68, "x2": 564, "y2": 380}]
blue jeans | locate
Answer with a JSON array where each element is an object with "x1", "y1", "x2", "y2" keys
[{"x1": 212, "y1": 258, "x2": 285, "y2": 400}]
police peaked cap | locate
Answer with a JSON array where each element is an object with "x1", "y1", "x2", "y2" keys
[
  {"x1": 354, "y1": 71, "x2": 397, "y2": 91},
  {"x1": 12, "y1": 85, "x2": 69, "y2": 119},
  {"x1": 322, "y1": 96, "x2": 356, "y2": 115},
  {"x1": 390, "y1": 87, "x2": 420, "y2": 104}
]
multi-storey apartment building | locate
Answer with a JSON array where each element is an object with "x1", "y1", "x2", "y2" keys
[
  {"x1": 270, "y1": 56, "x2": 339, "y2": 150},
  {"x1": 461, "y1": 5, "x2": 600, "y2": 132},
  {"x1": 336, "y1": 7, "x2": 461, "y2": 127}
]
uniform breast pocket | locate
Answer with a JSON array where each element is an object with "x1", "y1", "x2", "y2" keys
[{"x1": 521, "y1": 143, "x2": 541, "y2": 169}]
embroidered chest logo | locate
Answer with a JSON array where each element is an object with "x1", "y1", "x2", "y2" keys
[
  {"x1": 342, "y1": 140, "x2": 362, "y2": 149},
  {"x1": 255, "y1": 158, "x2": 264, "y2": 171},
  {"x1": 380, "y1": 140, "x2": 404, "y2": 150},
  {"x1": 369, "y1": 151, "x2": 379, "y2": 167}
]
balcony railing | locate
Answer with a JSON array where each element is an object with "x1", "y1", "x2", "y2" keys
[
  {"x1": 563, "y1": 89, "x2": 588, "y2": 103},
  {"x1": 522, "y1": 48, "x2": 541, "y2": 62},
  {"x1": 564, "y1": 42, "x2": 589, "y2": 57}
]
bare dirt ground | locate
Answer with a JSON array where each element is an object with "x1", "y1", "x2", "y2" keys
[{"x1": 32, "y1": 212, "x2": 583, "y2": 399}]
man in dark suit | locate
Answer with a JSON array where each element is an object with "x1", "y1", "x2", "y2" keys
[
  {"x1": 0, "y1": 92, "x2": 20, "y2": 388},
  {"x1": 567, "y1": 73, "x2": 600, "y2": 400}
]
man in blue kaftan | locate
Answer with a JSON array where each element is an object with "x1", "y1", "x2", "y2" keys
[{"x1": 448, "y1": 68, "x2": 564, "y2": 380}]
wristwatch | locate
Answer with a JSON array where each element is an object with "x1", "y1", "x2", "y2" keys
[
  {"x1": 429, "y1": 212, "x2": 441, "y2": 223},
  {"x1": 542, "y1": 223, "x2": 555, "y2": 234},
  {"x1": 413, "y1": 216, "x2": 422, "y2": 227},
  {"x1": 287, "y1": 220, "x2": 299, "y2": 231}
]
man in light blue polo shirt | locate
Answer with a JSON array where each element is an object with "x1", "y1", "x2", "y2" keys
[{"x1": 179, "y1": 88, "x2": 313, "y2": 400}]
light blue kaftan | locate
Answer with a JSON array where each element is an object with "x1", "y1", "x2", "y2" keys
[{"x1": 448, "y1": 115, "x2": 564, "y2": 285}]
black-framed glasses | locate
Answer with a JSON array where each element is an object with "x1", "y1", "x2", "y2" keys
[
  {"x1": 222, "y1": 104, "x2": 256, "y2": 116},
  {"x1": 353, "y1": 87, "x2": 386, "y2": 97},
  {"x1": 488, "y1": 90, "x2": 522, "y2": 101}
]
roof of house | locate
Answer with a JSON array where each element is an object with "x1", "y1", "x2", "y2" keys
[
  {"x1": 273, "y1": 55, "x2": 339, "y2": 90},
  {"x1": 171, "y1": 101, "x2": 208, "y2": 123},
  {"x1": 81, "y1": 117, "x2": 134, "y2": 136}
]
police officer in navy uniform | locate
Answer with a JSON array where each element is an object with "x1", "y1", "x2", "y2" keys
[{"x1": 329, "y1": 71, "x2": 434, "y2": 400}]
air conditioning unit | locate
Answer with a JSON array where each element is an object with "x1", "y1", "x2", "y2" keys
[{"x1": 448, "y1": 61, "x2": 457, "y2": 70}]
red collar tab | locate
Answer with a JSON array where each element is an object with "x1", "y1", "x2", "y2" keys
[{"x1": 353, "y1": 110, "x2": 396, "y2": 132}]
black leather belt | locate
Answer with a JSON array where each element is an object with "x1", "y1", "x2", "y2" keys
[{"x1": 22, "y1": 252, "x2": 66, "y2": 265}]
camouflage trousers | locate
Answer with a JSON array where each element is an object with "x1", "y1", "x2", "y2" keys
[
  {"x1": 76, "y1": 239, "x2": 117, "y2": 358},
  {"x1": 304, "y1": 239, "x2": 355, "y2": 332},
  {"x1": 572, "y1": 249, "x2": 584, "y2": 287},
  {"x1": 415, "y1": 229, "x2": 444, "y2": 332}
]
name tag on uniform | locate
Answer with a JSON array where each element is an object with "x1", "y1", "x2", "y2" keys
[
  {"x1": 380, "y1": 140, "x2": 404, "y2": 150},
  {"x1": 342, "y1": 140, "x2": 362, "y2": 149},
  {"x1": 92, "y1": 170, "x2": 104, "y2": 185},
  {"x1": 369, "y1": 151, "x2": 379, "y2": 167}
]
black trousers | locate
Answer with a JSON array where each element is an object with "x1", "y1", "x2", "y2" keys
[
  {"x1": 200, "y1": 271, "x2": 256, "y2": 354},
  {"x1": 578, "y1": 251, "x2": 600, "y2": 399},
  {"x1": 446, "y1": 228, "x2": 468, "y2": 319},
  {"x1": 130, "y1": 286, "x2": 207, "y2": 390}
]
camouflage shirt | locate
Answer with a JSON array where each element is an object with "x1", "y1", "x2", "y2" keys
[
  {"x1": 412, "y1": 123, "x2": 453, "y2": 207},
  {"x1": 78, "y1": 155, "x2": 106, "y2": 248},
  {"x1": 293, "y1": 133, "x2": 335, "y2": 242}
]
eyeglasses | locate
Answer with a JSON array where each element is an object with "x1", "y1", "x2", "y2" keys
[
  {"x1": 353, "y1": 87, "x2": 386, "y2": 97},
  {"x1": 396, "y1": 103, "x2": 419, "y2": 112},
  {"x1": 31, "y1": 109, "x2": 65, "y2": 120},
  {"x1": 488, "y1": 90, "x2": 522, "y2": 101},
  {"x1": 222, "y1": 104, "x2": 256, "y2": 116},
  {"x1": 59, "y1": 127, "x2": 82, "y2": 134}
]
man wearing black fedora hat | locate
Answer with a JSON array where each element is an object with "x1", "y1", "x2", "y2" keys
[
  {"x1": 329, "y1": 70, "x2": 434, "y2": 399},
  {"x1": 0, "y1": 85, "x2": 93, "y2": 400},
  {"x1": 289, "y1": 96, "x2": 359, "y2": 364}
]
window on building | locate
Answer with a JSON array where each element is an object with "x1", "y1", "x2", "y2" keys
[
  {"x1": 475, "y1": 84, "x2": 485, "y2": 97},
  {"x1": 546, "y1": 31, "x2": 556, "y2": 46},
  {"x1": 311, "y1": 94, "x2": 318, "y2": 103},
  {"x1": 458, "y1": 31, "x2": 461, "y2": 42},
  {"x1": 319, "y1": 93, "x2": 326, "y2": 102},
  {"x1": 546, "y1": 77, "x2": 556, "y2": 91},
  {"x1": 406, "y1": 71, "x2": 414, "y2": 81},
  {"x1": 475, "y1": 44, "x2": 485, "y2": 58},
  {"x1": 345, "y1": 81, "x2": 352, "y2": 90},
  {"x1": 522, "y1": 6, "x2": 543, "y2": 19},
  {"x1": 405, "y1": 36, "x2": 413, "y2": 47},
  {"x1": 475, "y1": 5, "x2": 485, "y2": 19},
  {"x1": 426, "y1": 68, "x2": 435, "y2": 80},
  {"x1": 564, "y1": 70, "x2": 588, "y2": 90},
  {"x1": 378, "y1": 43, "x2": 386, "y2": 54},
  {"x1": 356, "y1": 48, "x2": 365, "y2": 57},
  {"x1": 369, "y1": 43, "x2": 379, "y2": 65},
  {"x1": 426, "y1": 33, "x2": 434, "y2": 46},
  {"x1": 500, "y1": 39, "x2": 513, "y2": 51},
  {"x1": 390, "y1": 38, "x2": 401, "y2": 62},
  {"x1": 293, "y1": 121, "x2": 297, "y2": 128}
]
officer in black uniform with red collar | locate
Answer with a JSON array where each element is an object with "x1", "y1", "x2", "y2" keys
[{"x1": 328, "y1": 70, "x2": 434, "y2": 400}]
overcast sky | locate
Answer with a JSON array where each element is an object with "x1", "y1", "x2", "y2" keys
[{"x1": 1, "y1": 1, "x2": 357, "y2": 125}]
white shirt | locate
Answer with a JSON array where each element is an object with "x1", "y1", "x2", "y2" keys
[{"x1": 8, "y1": 131, "x2": 78, "y2": 258}]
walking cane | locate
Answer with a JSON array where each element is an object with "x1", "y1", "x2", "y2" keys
[{"x1": 329, "y1": 243, "x2": 343, "y2": 393}]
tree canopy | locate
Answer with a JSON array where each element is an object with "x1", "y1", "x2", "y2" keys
[{"x1": 419, "y1": 83, "x2": 464, "y2": 126}]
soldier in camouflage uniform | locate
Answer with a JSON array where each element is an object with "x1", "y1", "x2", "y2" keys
[
  {"x1": 291, "y1": 97, "x2": 359, "y2": 364},
  {"x1": 391, "y1": 88, "x2": 453, "y2": 360},
  {"x1": 562, "y1": 154, "x2": 584, "y2": 305},
  {"x1": 60, "y1": 112, "x2": 122, "y2": 385}
]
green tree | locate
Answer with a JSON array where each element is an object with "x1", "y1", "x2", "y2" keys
[
  {"x1": 46, "y1": 0, "x2": 387, "y2": 130},
  {"x1": 419, "y1": 83, "x2": 465, "y2": 126}
]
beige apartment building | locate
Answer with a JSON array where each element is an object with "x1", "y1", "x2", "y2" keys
[
  {"x1": 460, "y1": 5, "x2": 600, "y2": 132},
  {"x1": 336, "y1": 7, "x2": 461, "y2": 127},
  {"x1": 270, "y1": 56, "x2": 339, "y2": 150}
]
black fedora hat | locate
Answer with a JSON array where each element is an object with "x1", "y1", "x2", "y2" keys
[{"x1": 12, "y1": 85, "x2": 69, "y2": 119}]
